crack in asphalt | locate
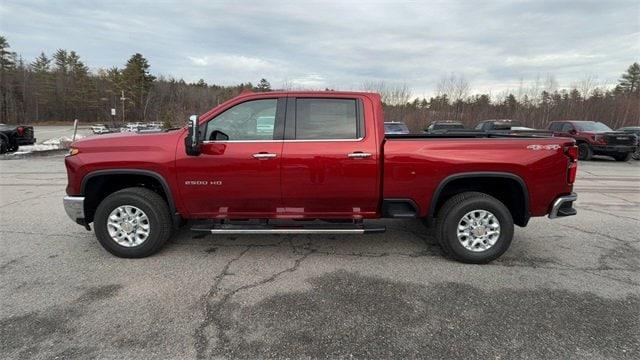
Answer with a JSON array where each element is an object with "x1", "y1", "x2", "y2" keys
[
  {"x1": 194, "y1": 242, "x2": 314, "y2": 359},
  {"x1": 559, "y1": 224, "x2": 639, "y2": 244},
  {"x1": 0, "y1": 230, "x2": 89, "y2": 238},
  {"x1": 194, "y1": 246, "x2": 252, "y2": 359},
  {"x1": 0, "y1": 191, "x2": 63, "y2": 208},
  {"x1": 579, "y1": 207, "x2": 640, "y2": 222}
]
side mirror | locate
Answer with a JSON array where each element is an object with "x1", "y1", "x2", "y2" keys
[
  {"x1": 569, "y1": 129, "x2": 577, "y2": 135},
  {"x1": 185, "y1": 114, "x2": 201, "y2": 156}
]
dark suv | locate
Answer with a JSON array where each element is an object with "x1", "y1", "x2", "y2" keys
[
  {"x1": 474, "y1": 119, "x2": 523, "y2": 131},
  {"x1": 548, "y1": 121, "x2": 636, "y2": 161},
  {"x1": 425, "y1": 121, "x2": 465, "y2": 133}
]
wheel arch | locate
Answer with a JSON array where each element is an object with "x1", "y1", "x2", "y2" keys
[
  {"x1": 428, "y1": 172, "x2": 530, "y2": 227},
  {"x1": 81, "y1": 169, "x2": 178, "y2": 225}
]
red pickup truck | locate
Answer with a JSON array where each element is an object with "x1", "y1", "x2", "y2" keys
[{"x1": 64, "y1": 91, "x2": 578, "y2": 263}]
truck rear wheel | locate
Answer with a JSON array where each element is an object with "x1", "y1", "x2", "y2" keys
[
  {"x1": 94, "y1": 187, "x2": 172, "y2": 258},
  {"x1": 435, "y1": 192, "x2": 514, "y2": 264},
  {"x1": 577, "y1": 143, "x2": 592, "y2": 161}
]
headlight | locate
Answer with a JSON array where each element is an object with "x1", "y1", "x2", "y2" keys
[{"x1": 67, "y1": 147, "x2": 80, "y2": 157}]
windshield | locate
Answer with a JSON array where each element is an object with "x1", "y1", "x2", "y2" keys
[
  {"x1": 433, "y1": 123, "x2": 464, "y2": 130},
  {"x1": 575, "y1": 122, "x2": 612, "y2": 132}
]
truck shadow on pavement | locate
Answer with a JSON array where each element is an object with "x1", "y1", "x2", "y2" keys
[{"x1": 204, "y1": 270, "x2": 639, "y2": 359}]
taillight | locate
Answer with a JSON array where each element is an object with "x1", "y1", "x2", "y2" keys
[
  {"x1": 565, "y1": 145, "x2": 578, "y2": 184},
  {"x1": 565, "y1": 145, "x2": 578, "y2": 161},
  {"x1": 16, "y1": 126, "x2": 24, "y2": 136}
]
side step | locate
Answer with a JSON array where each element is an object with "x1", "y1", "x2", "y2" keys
[{"x1": 191, "y1": 221, "x2": 386, "y2": 235}]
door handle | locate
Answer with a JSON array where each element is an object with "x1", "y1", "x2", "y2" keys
[
  {"x1": 347, "y1": 152, "x2": 372, "y2": 159},
  {"x1": 252, "y1": 152, "x2": 277, "y2": 159}
]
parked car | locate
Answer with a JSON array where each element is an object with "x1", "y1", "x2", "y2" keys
[
  {"x1": 121, "y1": 122, "x2": 147, "y2": 132},
  {"x1": 425, "y1": 121, "x2": 465, "y2": 133},
  {"x1": 548, "y1": 121, "x2": 636, "y2": 161},
  {"x1": 384, "y1": 121, "x2": 410, "y2": 134},
  {"x1": 0, "y1": 123, "x2": 36, "y2": 153},
  {"x1": 63, "y1": 91, "x2": 577, "y2": 264},
  {"x1": 616, "y1": 126, "x2": 640, "y2": 160},
  {"x1": 474, "y1": 119, "x2": 523, "y2": 131},
  {"x1": 91, "y1": 124, "x2": 112, "y2": 134}
]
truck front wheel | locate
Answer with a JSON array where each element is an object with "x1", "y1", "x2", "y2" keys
[
  {"x1": 94, "y1": 187, "x2": 172, "y2": 258},
  {"x1": 435, "y1": 192, "x2": 514, "y2": 264},
  {"x1": 612, "y1": 152, "x2": 632, "y2": 162}
]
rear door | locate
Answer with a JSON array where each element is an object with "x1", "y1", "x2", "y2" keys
[{"x1": 280, "y1": 96, "x2": 380, "y2": 218}]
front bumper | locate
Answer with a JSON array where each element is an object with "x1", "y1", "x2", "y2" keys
[
  {"x1": 548, "y1": 193, "x2": 577, "y2": 219},
  {"x1": 63, "y1": 196, "x2": 85, "y2": 224},
  {"x1": 16, "y1": 138, "x2": 36, "y2": 145},
  {"x1": 592, "y1": 145, "x2": 636, "y2": 154}
]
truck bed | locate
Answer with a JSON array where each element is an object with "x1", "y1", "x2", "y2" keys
[{"x1": 386, "y1": 129, "x2": 555, "y2": 139}]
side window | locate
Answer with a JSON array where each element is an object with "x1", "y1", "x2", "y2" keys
[
  {"x1": 549, "y1": 122, "x2": 561, "y2": 131},
  {"x1": 561, "y1": 123, "x2": 574, "y2": 132},
  {"x1": 295, "y1": 98, "x2": 360, "y2": 140},
  {"x1": 474, "y1": 123, "x2": 484, "y2": 130},
  {"x1": 205, "y1": 99, "x2": 277, "y2": 141}
]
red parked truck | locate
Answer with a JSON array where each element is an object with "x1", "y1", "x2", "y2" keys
[
  {"x1": 548, "y1": 120, "x2": 637, "y2": 161},
  {"x1": 64, "y1": 91, "x2": 578, "y2": 263}
]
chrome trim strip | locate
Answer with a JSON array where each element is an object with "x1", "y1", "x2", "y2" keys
[
  {"x1": 548, "y1": 193, "x2": 577, "y2": 219},
  {"x1": 198, "y1": 228, "x2": 367, "y2": 234},
  {"x1": 202, "y1": 137, "x2": 365, "y2": 144},
  {"x1": 63, "y1": 196, "x2": 85, "y2": 221}
]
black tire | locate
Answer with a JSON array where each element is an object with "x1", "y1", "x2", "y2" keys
[
  {"x1": 613, "y1": 152, "x2": 632, "y2": 162},
  {"x1": 0, "y1": 136, "x2": 8, "y2": 154},
  {"x1": 94, "y1": 187, "x2": 172, "y2": 258},
  {"x1": 577, "y1": 143, "x2": 592, "y2": 161},
  {"x1": 435, "y1": 192, "x2": 514, "y2": 264},
  {"x1": 633, "y1": 148, "x2": 640, "y2": 161}
]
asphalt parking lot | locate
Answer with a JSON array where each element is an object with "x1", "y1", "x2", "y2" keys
[{"x1": 1, "y1": 152, "x2": 639, "y2": 359}]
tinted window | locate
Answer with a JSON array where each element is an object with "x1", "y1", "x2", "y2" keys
[
  {"x1": 548, "y1": 122, "x2": 562, "y2": 131},
  {"x1": 295, "y1": 99, "x2": 358, "y2": 139},
  {"x1": 433, "y1": 123, "x2": 464, "y2": 130},
  {"x1": 474, "y1": 123, "x2": 485, "y2": 130},
  {"x1": 205, "y1": 99, "x2": 277, "y2": 140},
  {"x1": 561, "y1": 123, "x2": 574, "y2": 132}
]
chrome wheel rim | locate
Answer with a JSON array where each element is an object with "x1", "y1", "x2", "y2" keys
[
  {"x1": 457, "y1": 210, "x2": 500, "y2": 252},
  {"x1": 107, "y1": 205, "x2": 150, "y2": 247}
]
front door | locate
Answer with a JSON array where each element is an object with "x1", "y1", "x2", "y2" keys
[
  {"x1": 175, "y1": 98, "x2": 285, "y2": 218},
  {"x1": 280, "y1": 96, "x2": 380, "y2": 218}
]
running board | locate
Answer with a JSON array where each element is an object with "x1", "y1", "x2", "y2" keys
[{"x1": 191, "y1": 222, "x2": 386, "y2": 235}]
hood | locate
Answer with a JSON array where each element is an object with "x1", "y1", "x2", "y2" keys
[{"x1": 72, "y1": 129, "x2": 184, "y2": 152}]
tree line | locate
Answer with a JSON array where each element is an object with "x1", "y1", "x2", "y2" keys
[{"x1": 0, "y1": 35, "x2": 638, "y2": 131}]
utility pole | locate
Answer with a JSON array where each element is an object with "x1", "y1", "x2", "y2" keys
[{"x1": 120, "y1": 90, "x2": 127, "y2": 124}]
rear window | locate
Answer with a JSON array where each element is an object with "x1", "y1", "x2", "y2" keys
[{"x1": 295, "y1": 99, "x2": 359, "y2": 140}]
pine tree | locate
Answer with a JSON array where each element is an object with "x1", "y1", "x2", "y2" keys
[
  {"x1": 255, "y1": 78, "x2": 271, "y2": 92},
  {"x1": 121, "y1": 53, "x2": 156, "y2": 120},
  {"x1": 617, "y1": 62, "x2": 640, "y2": 95},
  {"x1": 0, "y1": 35, "x2": 16, "y2": 71},
  {"x1": 53, "y1": 49, "x2": 68, "y2": 73},
  {"x1": 31, "y1": 52, "x2": 51, "y2": 73}
]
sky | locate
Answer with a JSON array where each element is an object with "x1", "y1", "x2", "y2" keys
[{"x1": 1, "y1": 0, "x2": 639, "y2": 98}]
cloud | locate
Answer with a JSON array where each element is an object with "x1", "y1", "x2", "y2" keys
[
  {"x1": 1, "y1": 0, "x2": 638, "y2": 97},
  {"x1": 188, "y1": 54, "x2": 275, "y2": 71}
]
